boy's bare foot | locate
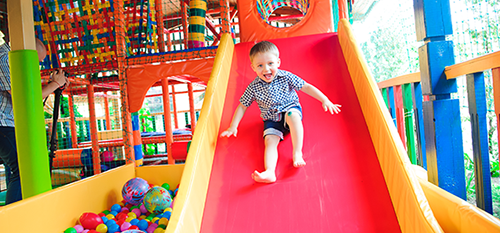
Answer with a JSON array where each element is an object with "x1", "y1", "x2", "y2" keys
[
  {"x1": 293, "y1": 153, "x2": 306, "y2": 168},
  {"x1": 252, "y1": 170, "x2": 276, "y2": 183}
]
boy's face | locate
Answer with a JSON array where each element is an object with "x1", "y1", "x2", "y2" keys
[{"x1": 251, "y1": 51, "x2": 280, "y2": 83}]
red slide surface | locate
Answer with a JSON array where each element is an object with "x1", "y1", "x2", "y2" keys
[{"x1": 200, "y1": 34, "x2": 402, "y2": 232}]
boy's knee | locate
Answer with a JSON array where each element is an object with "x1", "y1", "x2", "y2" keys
[
  {"x1": 285, "y1": 111, "x2": 301, "y2": 121},
  {"x1": 264, "y1": 135, "x2": 280, "y2": 145}
]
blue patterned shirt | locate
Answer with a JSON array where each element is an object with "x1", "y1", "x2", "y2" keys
[
  {"x1": 240, "y1": 69, "x2": 305, "y2": 122},
  {"x1": 0, "y1": 43, "x2": 14, "y2": 127}
]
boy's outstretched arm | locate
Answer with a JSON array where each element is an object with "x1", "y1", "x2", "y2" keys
[
  {"x1": 301, "y1": 82, "x2": 341, "y2": 114},
  {"x1": 220, "y1": 103, "x2": 248, "y2": 137}
]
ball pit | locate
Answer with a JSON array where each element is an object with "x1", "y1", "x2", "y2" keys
[{"x1": 66, "y1": 179, "x2": 175, "y2": 233}]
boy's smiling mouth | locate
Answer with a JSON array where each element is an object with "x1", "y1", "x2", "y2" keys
[{"x1": 263, "y1": 73, "x2": 273, "y2": 81}]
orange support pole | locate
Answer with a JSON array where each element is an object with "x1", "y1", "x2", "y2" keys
[
  {"x1": 155, "y1": 0, "x2": 166, "y2": 52},
  {"x1": 87, "y1": 84, "x2": 101, "y2": 174},
  {"x1": 104, "y1": 95, "x2": 111, "y2": 130},
  {"x1": 172, "y1": 85, "x2": 179, "y2": 128},
  {"x1": 188, "y1": 83, "x2": 196, "y2": 131},
  {"x1": 181, "y1": 0, "x2": 189, "y2": 48},
  {"x1": 162, "y1": 79, "x2": 175, "y2": 164},
  {"x1": 338, "y1": 0, "x2": 348, "y2": 20},
  {"x1": 114, "y1": 0, "x2": 135, "y2": 164},
  {"x1": 492, "y1": 67, "x2": 500, "y2": 165},
  {"x1": 68, "y1": 93, "x2": 78, "y2": 148}
]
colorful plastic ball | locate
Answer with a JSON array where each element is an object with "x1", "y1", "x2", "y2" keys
[
  {"x1": 111, "y1": 203, "x2": 122, "y2": 212},
  {"x1": 96, "y1": 224, "x2": 108, "y2": 233},
  {"x1": 74, "y1": 225, "x2": 84, "y2": 233},
  {"x1": 130, "y1": 218, "x2": 140, "y2": 226},
  {"x1": 132, "y1": 208, "x2": 142, "y2": 217},
  {"x1": 100, "y1": 151, "x2": 114, "y2": 162},
  {"x1": 122, "y1": 178, "x2": 150, "y2": 205},
  {"x1": 108, "y1": 223, "x2": 120, "y2": 233},
  {"x1": 137, "y1": 219, "x2": 149, "y2": 230},
  {"x1": 161, "y1": 183, "x2": 170, "y2": 191},
  {"x1": 153, "y1": 228, "x2": 165, "y2": 233},
  {"x1": 140, "y1": 204, "x2": 148, "y2": 213},
  {"x1": 82, "y1": 230, "x2": 90, "y2": 233},
  {"x1": 105, "y1": 219, "x2": 117, "y2": 227},
  {"x1": 128, "y1": 225, "x2": 140, "y2": 230},
  {"x1": 164, "y1": 212, "x2": 172, "y2": 220},
  {"x1": 101, "y1": 216, "x2": 108, "y2": 224},
  {"x1": 121, "y1": 221, "x2": 132, "y2": 231},
  {"x1": 122, "y1": 230, "x2": 146, "y2": 233},
  {"x1": 158, "y1": 217, "x2": 169, "y2": 226},
  {"x1": 79, "y1": 212, "x2": 104, "y2": 230},
  {"x1": 64, "y1": 227, "x2": 77, "y2": 233},
  {"x1": 143, "y1": 187, "x2": 172, "y2": 215}
]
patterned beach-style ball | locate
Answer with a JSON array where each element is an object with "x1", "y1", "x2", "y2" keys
[
  {"x1": 122, "y1": 177, "x2": 150, "y2": 205},
  {"x1": 143, "y1": 186, "x2": 172, "y2": 214}
]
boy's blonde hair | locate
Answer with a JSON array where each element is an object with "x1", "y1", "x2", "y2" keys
[{"x1": 249, "y1": 41, "x2": 279, "y2": 62}]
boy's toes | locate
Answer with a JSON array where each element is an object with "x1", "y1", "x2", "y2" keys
[{"x1": 293, "y1": 157, "x2": 306, "y2": 168}]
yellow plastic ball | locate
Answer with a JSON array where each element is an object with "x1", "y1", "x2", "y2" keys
[
  {"x1": 106, "y1": 214, "x2": 115, "y2": 220},
  {"x1": 96, "y1": 224, "x2": 108, "y2": 233},
  {"x1": 158, "y1": 217, "x2": 169, "y2": 226},
  {"x1": 163, "y1": 207, "x2": 173, "y2": 213},
  {"x1": 154, "y1": 228, "x2": 165, "y2": 233},
  {"x1": 127, "y1": 212, "x2": 137, "y2": 219}
]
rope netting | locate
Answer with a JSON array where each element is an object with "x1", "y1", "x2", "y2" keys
[{"x1": 1, "y1": 0, "x2": 238, "y2": 193}]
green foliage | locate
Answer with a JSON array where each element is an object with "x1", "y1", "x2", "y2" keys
[{"x1": 139, "y1": 105, "x2": 158, "y2": 155}]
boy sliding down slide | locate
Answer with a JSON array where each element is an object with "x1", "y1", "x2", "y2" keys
[{"x1": 220, "y1": 41, "x2": 341, "y2": 183}]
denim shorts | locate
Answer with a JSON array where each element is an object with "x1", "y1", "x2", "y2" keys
[{"x1": 263, "y1": 106, "x2": 302, "y2": 140}]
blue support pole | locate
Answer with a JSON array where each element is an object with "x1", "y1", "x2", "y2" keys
[
  {"x1": 388, "y1": 86, "x2": 397, "y2": 128},
  {"x1": 466, "y1": 72, "x2": 493, "y2": 213},
  {"x1": 414, "y1": 0, "x2": 467, "y2": 199}
]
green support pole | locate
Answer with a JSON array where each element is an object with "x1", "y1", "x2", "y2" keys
[
  {"x1": 382, "y1": 88, "x2": 389, "y2": 109},
  {"x1": 9, "y1": 49, "x2": 52, "y2": 199},
  {"x1": 403, "y1": 83, "x2": 417, "y2": 164}
]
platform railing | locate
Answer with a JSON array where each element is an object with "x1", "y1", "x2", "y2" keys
[{"x1": 377, "y1": 50, "x2": 500, "y2": 213}]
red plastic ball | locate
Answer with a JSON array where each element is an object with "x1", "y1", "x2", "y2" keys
[
  {"x1": 128, "y1": 225, "x2": 139, "y2": 230},
  {"x1": 79, "y1": 212, "x2": 104, "y2": 230}
]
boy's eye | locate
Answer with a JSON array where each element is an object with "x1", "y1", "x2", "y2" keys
[
  {"x1": 269, "y1": 62, "x2": 273, "y2": 65},
  {"x1": 258, "y1": 65, "x2": 262, "y2": 68}
]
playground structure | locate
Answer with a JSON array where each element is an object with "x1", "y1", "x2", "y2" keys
[{"x1": 0, "y1": 0, "x2": 499, "y2": 233}]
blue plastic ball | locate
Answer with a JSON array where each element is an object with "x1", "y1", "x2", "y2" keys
[
  {"x1": 137, "y1": 219, "x2": 149, "y2": 230},
  {"x1": 129, "y1": 218, "x2": 139, "y2": 226},
  {"x1": 108, "y1": 223, "x2": 120, "y2": 233}
]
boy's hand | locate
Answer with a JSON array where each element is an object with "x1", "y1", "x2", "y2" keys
[
  {"x1": 220, "y1": 127, "x2": 238, "y2": 137},
  {"x1": 323, "y1": 100, "x2": 342, "y2": 114}
]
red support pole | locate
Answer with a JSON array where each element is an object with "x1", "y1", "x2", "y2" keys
[
  {"x1": 172, "y1": 85, "x2": 179, "y2": 129},
  {"x1": 104, "y1": 95, "x2": 111, "y2": 130},
  {"x1": 87, "y1": 84, "x2": 101, "y2": 174},
  {"x1": 68, "y1": 93, "x2": 78, "y2": 148},
  {"x1": 188, "y1": 83, "x2": 196, "y2": 131},
  {"x1": 492, "y1": 67, "x2": 500, "y2": 165},
  {"x1": 394, "y1": 85, "x2": 407, "y2": 149},
  {"x1": 162, "y1": 79, "x2": 175, "y2": 164}
]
